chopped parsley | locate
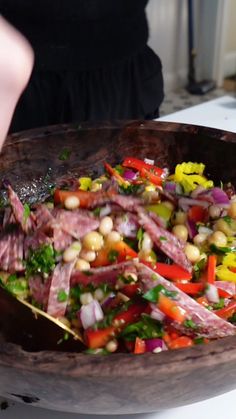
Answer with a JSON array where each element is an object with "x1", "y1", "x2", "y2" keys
[
  {"x1": 121, "y1": 314, "x2": 163, "y2": 341},
  {"x1": 137, "y1": 227, "x2": 144, "y2": 250},
  {"x1": 58, "y1": 148, "x2": 71, "y2": 161},
  {"x1": 108, "y1": 249, "x2": 119, "y2": 263},
  {"x1": 209, "y1": 244, "x2": 236, "y2": 255},
  {"x1": 159, "y1": 236, "x2": 167, "y2": 241},
  {"x1": 93, "y1": 207, "x2": 101, "y2": 216},
  {"x1": 222, "y1": 215, "x2": 232, "y2": 225},
  {"x1": 183, "y1": 319, "x2": 198, "y2": 329},
  {"x1": 194, "y1": 337, "x2": 205, "y2": 345},
  {"x1": 119, "y1": 184, "x2": 141, "y2": 195},
  {"x1": 212, "y1": 298, "x2": 225, "y2": 310},
  {"x1": 23, "y1": 203, "x2": 30, "y2": 224},
  {"x1": 143, "y1": 284, "x2": 178, "y2": 303},
  {"x1": 57, "y1": 289, "x2": 68, "y2": 302},
  {"x1": 26, "y1": 244, "x2": 56, "y2": 277}
]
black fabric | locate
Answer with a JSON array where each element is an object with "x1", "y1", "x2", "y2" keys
[
  {"x1": 1, "y1": 0, "x2": 164, "y2": 132},
  {"x1": 1, "y1": 0, "x2": 149, "y2": 70},
  {"x1": 10, "y1": 45, "x2": 164, "y2": 132}
]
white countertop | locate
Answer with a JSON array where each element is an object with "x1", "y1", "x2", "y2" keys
[{"x1": 1, "y1": 94, "x2": 236, "y2": 419}]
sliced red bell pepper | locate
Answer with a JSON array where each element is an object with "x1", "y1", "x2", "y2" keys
[
  {"x1": 158, "y1": 293, "x2": 187, "y2": 323},
  {"x1": 188, "y1": 205, "x2": 207, "y2": 223},
  {"x1": 140, "y1": 167, "x2": 163, "y2": 186},
  {"x1": 214, "y1": 300, "x2": 236, "y2": 319},
  {"x1": 122, "y1": 157, "x2": 164, "y2": 177},
  {"x1": 143, "y1": 261, "x2": 192, "y2": 281},
  {"x1": 54, "y1": 188, "x2": 107, "y2": 208},
  {"x1": 84, "y1": 326, "x2": 115, "y2": 349},
  {"x1": 168, "y1": 336, "x2": 194, "y2": 350},
  {"x1": 114, "y1": 301, "x2": 147, "y2": 326},
  {"x1": 122, "y1": 283, "x2": 140, "y2": 298},
  {"x1": 175, "y1": 282, "x2": 204, "y2": 295},
  {"x1": 134, "y1": 337, "x2": 146, "y2": 354},
  {"x1": 91, "y1": 241, "x2": 138, "y2": 268},
  {"x1": 207, "y1": 255, "x2": 216, "y2": 284},
  {"x1": 104, "y1": 162, "x2": 127, "y2": 186}
]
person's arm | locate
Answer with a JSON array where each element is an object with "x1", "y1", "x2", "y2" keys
[{"x1": 0, "y1": 16, "x2": 34, "y2": 149}]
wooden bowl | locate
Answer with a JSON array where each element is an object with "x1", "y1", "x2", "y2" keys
[{"x1": 0, "y1": 121, "x2": 236, "y2": 414}]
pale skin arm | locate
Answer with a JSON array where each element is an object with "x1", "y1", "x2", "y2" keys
[{"x1": 0, "y1": 16, "x2": 34, "y2": 150}]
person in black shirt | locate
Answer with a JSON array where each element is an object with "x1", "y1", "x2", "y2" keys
[{"x1": 1, "y1": 0, "x2": 164, "y2": 132}]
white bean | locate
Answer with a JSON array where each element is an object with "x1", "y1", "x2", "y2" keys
[
  {"x1": 141, "y1": 232, "x2": 153, "y2": 251},
  {"x1": 79, "y1": 249, "x2": 96, "y2": 262},
  {"x1": 63, "y1": 247, "x2": 80, "y2": 263},
  {"x1": 76, "y1": 258, "x2": 91, "y2": 271},
  {"x1": 80, "y1": 292, "x2": 93, "y2": 305},
  {"x1": 193, "y1": 233, "x2": 208, "y2": 247},
  {"x1": 99, "y1": 216, "x2": 113, "y2": 236},
  {"x1": 83, "y1": 231, "x2": 104, "y2": 251},
  {"x1": 94, "y1": 288, "x2": 104, "y2": 301},
  {"x1": 184, "y1": 243, "x2": 200, "y2": 263},
  {"x1": 208, "y1": 231, "x2": 227, "y2": 247},
  {"x1": 64, "y1": 195, "x2": 80, "y2": 210},
  {"x1": 106, "y1": 230, "x2": 121, "y2": 244},
  {"x1": 209, "y1": 205, "x2": 221, "y2": 219},
  {"x1": 106, "y1": 339, "x2": 118, "y2": 353},
  {"x1": 172, "y1": 224, "x2": 188, "y2": 242}
]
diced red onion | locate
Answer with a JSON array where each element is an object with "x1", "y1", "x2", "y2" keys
[
  {"x1": 178, "y1": 197, "x2": 209, "y2": 212},
  {"x1": 79, "y1": 300, "x2": 104, "y2": 329},
  {"x1": 150, "y1": 304, "x2": 165, "y2": 321},
  {"x1": 198, "y1": 188, "x2": 230, "y2": 208},
  {"x1": 205, "y1": 284, "x2": 220, "y2": 304},
  {"x1": 101, "y1": 292, "x2": 116, "y2": 309},
  {"x1": 99, "y1": 205, "x2": 112, "y2": 217},
  {"x1": 191, "y1": 185, "x2": 207, "y2": 198},
  {"x1": 145, "y1": 338, "x2": 168, "y2": 353},
  {"x1": 123, "y1": 170, "x2": 138, "y2": 181},
  {"x1": 164, "y1": 182, "x2": 176, "y2": 193},
  {"x1": 186, "y1": 218, "x2": 198, "y2": 239}
]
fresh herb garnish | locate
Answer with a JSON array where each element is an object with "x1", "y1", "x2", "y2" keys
[
  {"x1": 119, "y1": 184, "x2": 141, "y2": 195},
  {"x1": 209, "y1": 244, "x2": 236, "y2": 255},
  {"x1": 223, "y1": 215, "x2": 232, "y2": 225},
  {"x1": 23, "y1": 203, "x2": 30, "y2": 224},
  {"x1": 93, "y1": 207, "x2": 101, "y2": 217},
  {"x1": 115, "y1": 165, "x2": 124, "y2": 175},
  {"x1": 26, "y1": 244, "x2": 56, "y2": 277},
  {"x1": 193, "y1": 257, "x2": 207, "y2": 280},
  {"x1": 121, "y1": 314, "x2": 163, "y2": 341},
  {"x1": 212, "y1": 298, "x2": 225, "y2": 310},
  {"x1": 229, "y1": 313, "x2": 236, "y2": 324},
  {"x1": 70, "y1": 285, "x2": 83, "y2": 300},
  {"x1": 59, "y1": 148, "x2": 71, "y2": 161},
  {"x1": 108, "y1": 249, "x2": 119, "y2": 263},
  {"x1": 160, "y1": 236, "x2": 167, "y2": 241},
  {"x1": 194, "y1": 337, "x2": 204, "y2": 345},
  {"x1": 137, "y1": 227, "x2": 144, "y2": 250},
  {"x1": 57, "y1": 289, "x2": 68, "y2": 302},
  {"x1": 143, "y1": 284, "x2": 178, "y2": 303},
  {"x1": 183, "y1": 319, "x2": 198, "y2": 329}
]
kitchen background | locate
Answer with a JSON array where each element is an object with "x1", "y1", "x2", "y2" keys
[{"x1": 146, "y1": 0, "x2": 236, "y2": 116}]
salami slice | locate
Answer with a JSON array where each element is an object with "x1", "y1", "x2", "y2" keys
[
  {"x1": 137, "y1": 262, "x2": 236, "y2": 339},
  {"x1": 47, "y1": 261, "x2": 75, "y2": 317},
  {"x1": 138, "y1": 209, "x2": 192, "y2": 272},
  {"x1": 8, "y1": 186, "x2": 35, "y2": 232},
  {"x1": 111, "y1": 195, "x2": 142, "y2": 212},
  {"x1": 54, "y1": 209, "x2": 99, "y2": 239},
  {"x1": 29, "y1": 275, "x2": 51, "y2": 309}
]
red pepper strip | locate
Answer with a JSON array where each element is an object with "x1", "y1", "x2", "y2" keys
[
  {"x1": 187, "y1": 205, "x2": 207, "y2": 223},
  {"x1": 214, "y1": 300, "x2": 236, "y2": 319},
  {"x1": 84, "y1": 326, "x2": 116, "y2": 349},
  {"x1": 143, "y1": 261, "x2": 192, "y2": 281},
  {"x1": 114, "y1": 301, "x2": 147, "y2": 326},
  {"x1": 122, "y1": 283, "x2": 140, "y2": 298},
  {"x1": 122, "y1": 157, "x2": 164, "y2": 177},
  {"x1": 134, "y1": 337, "x2": 146, "y2": 354},
  {"x1": 168, "y1": 336, "x2": 194, "y2": 350},
  {"x1": 158, "y1": 293, "x2": 187, "y2": 323},
  {"x1": 207, "y1": 255, "x2": 216, "y2": 284},
  {"x1": 54, "y1": 188, "x2": 106, "y2": 208},
  {"x1": 104, "y1": 162, "x2": 127, "y2": 186},
  {"x1": 175, "y1": 282, "x2": 204, "y2": 295},
  {"x1": 140, "y1": 167, "x2": 163, "y2": 186},
  {"x1": 196, "y1": 296, "x2": 209, "y2": 308},
  {"x1": 218, "y1": 289, "x2": 232, "y2": 298},
  {"x1": 91, "y1": 241, "x2": 138, "y2": 268}
]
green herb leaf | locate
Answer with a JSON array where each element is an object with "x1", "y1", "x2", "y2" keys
[
  {"x1": 212, "y1": 298, "x2": 225, "y2": 310},
  {"x1": 194, "y1": 337, "x2": 204, "y2": 345},
  {"x1": 57, "y1": 289, "x2": 68, "y2": 302},
  {"x1": 59, "y1": 148, "x2": 71, "y2": 161},
  {"x1": 23, "y1": 203, "x2": 30, "y2": 224},
  {"x1": 119, "y1": 184, "x2": 141, "y2": 195},
  {"x1": 143, "y1": 284, "x2": 178, "y2": 303},
  {"x1": 93, "y1": 207, "x2": 101, "y2": 217},
  {"x1": 183, "y1": 319, "x2": 198, "y2": 329},
  {"x1": 26, "y1": 244, "x2": 56, "y2": 277},
  {"x1": 108, "y1": 249, "x2": 119, "y2": 263},
  {"x1": 209, "y1": 244, "x2": 236, "y2": 255},
  {"x1": 159, "y1": 236, "x2": 167, "y2": 241},
  {"x1": 222, "y1": 215, "x2": 232, "y2": 225},
  {"x1": 121, "y1": 314, "x2": 163, "y2": 341}
]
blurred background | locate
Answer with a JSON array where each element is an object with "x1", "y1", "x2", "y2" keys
[{"x1": 146, "y1": 0, "x2": 236, "y2": 115}]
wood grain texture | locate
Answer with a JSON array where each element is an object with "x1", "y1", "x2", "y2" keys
[{"x1": 0, "y1": 120, "x2": 236, "y2": 414}]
